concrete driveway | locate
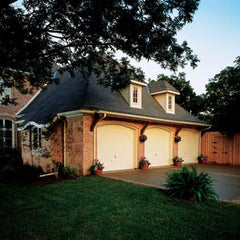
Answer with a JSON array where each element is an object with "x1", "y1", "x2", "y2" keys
[{"x1": 102, "y1": 164, "x2": 240, "y2": 204}]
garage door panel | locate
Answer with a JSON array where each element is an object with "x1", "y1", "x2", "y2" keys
[
  {"x1": 145, "y1": 128, "x2": 171, "y2": 166},
  {"x1": 97, "y1": 125, "x2": 135, "y2": 171},
  {"x1": 178, "y1": 130, "x2": 199, "y2": 164}
]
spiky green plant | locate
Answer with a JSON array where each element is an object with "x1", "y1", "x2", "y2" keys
[{"x1": 163, "y1": 165, "x2": 218, "y2": 202}]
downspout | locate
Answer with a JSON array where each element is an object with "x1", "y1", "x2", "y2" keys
[
  {"x1": 63, "y1": 120, "x2": 67, "y2": 167},
  {"x1": 201, "y1": 125, "x2": 211, "y2": 137}
]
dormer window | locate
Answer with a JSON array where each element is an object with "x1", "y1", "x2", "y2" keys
[
  {"x1": 119, "y1": 80, "x2": 147, "y2": 109},
  {"x1": 148, "y1": 80, "x2": 180, "y2": 114},
  {"x1": 168, "y1": 95, "x2": 172, "y2": 110},
  {"x1": 133, "y1": 87, "x2": 138, "y2": 103},
  {"x1": 130, "y1": 84, "x2": 142, "y2": 108}
]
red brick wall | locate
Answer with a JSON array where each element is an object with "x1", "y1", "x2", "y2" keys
[
  {"x1": 50, "y1": 121, "x2": 64, "y2": 164},
  {"x1": 65, "y1": 116, "x2": 83, "y2": 173},
  {"x1": 20, "y1": 129, "x2": 53, "y2": 172},
  {"x1": 82, "y1": 115, "x2": 94, "y2": 175},
  {"x1": 0, "y1": 86, "x2": 36, "y2": 119}
]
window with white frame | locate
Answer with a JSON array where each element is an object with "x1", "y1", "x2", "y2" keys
[
  {"x1": 0, "y1": 80, "x2": 12, "y2": 103},
  {"x1": 133, "y1": 87, "x2": 138, "y2": 103},
  {"x1": 168, "y1": 95, "x2": 173, "y2": 110},
  {"x1": 130, "y1": 84, "x2": 142, "y2": 108},
  {"x1": 0, "y1": 119, "x2": 14, "y2": 148},
  {"x1": 30, "y1": 127, "x2": 42, "y2": 150}
]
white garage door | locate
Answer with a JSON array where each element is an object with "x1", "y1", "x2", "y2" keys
[
  {"x1": 145, "y1": 128, "x2": 172, "y2": 167},
  {"x1": 96, "y1": 124, "x2": 136, "y2": 171},
  {"x1": 178, "y1": 129, "x2": 199, "y2": 164}
]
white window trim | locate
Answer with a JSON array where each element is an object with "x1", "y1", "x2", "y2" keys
[
  {"x1": 0, "y1": 119, "x2": 14, "y2": 148},
  {"x1": 166, "y1": 94, "x2": 175, "y2": 114},
  {"x1": 130, "y1": 84, "x2": 142, "y2": 109},
  {"x1": 168, "y1": 95, "x2": 173, "y2": 110},
  {"x1": 30, "y1": 126, "x2": 42, "y2": 151}
]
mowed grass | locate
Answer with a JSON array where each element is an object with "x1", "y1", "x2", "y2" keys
[{"x1": 0, "y1": 177, "x2": 240, "y2": 240}]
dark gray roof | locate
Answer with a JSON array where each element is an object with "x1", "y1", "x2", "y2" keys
[
  {"x1": 18, "y1": 70, "x2": 206, "y2": 127},
  {"x1": 148, "y1": 80, "x2": 180, "y2": 95}
]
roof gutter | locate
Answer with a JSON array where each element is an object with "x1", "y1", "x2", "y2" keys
[
  {"x1": 57, "y1": 109, "x2": 83, "y2": 118},
  {"x1": 80, "y1": 110, "x2": 210, "y2": 127},
  {"x1": 17, "y1": 121, "x2": 49, "y2": 131},
  {"x1": 18, "y1": 107, "x2": 210, "y2": 131}
]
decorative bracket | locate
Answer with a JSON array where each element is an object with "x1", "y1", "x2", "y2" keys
[
  {"x1": 175, "y1": 127, "x2": 182, "y2": 136},
  {"x1": 90, "y1": 113, "x2": 104, "y2": 132},
  {"x1": 140, "y1": 121, "x2": 150, "y2": 135}
]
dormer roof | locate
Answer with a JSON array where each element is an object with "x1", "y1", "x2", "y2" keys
[
  {"x1": 148, "y1": 80, "x2": 180, "y2": 95},
  {"x1": 130, "y1": 80, "x2": 147, "y2": 87}
]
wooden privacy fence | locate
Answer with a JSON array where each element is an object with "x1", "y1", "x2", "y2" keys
[{"x1": 201, "y1": 132, "x2": 240, "y2": 167}]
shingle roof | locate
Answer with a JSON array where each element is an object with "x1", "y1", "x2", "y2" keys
[
  {"x1": 148, "y1": 80, "x2": 180, "y2": 95},
  {"x1": 18, "y1": 70, "x2": 206, "y2": 127}
]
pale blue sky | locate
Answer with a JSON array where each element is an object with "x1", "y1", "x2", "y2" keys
[{"x1": 121, "y1": 0, "x2": 240, "y2": 94}]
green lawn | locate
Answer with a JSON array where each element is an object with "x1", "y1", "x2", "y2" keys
[{"x1": 0, "y1": 177, "x2": 240, "y2": 240}]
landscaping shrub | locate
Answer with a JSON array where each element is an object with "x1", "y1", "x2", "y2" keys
[
  {"x1": 16, "y1": 164, "x2": 44, "y2": 182},
  {"x1": 0, "y1": 148, "x2": 23, "y2": 182},
  {"x1": 163, "y1": 165, "x2": 218, "y2": 202},
  {"x1": 0, "y1": 148, "x2": 23, "y2": 172},
  {"x1": 55, "y1": 162, "x2": 78, "y2": 178},
  {"x1": 0, "y1": 148, "x2": 44, "y2": 183}
]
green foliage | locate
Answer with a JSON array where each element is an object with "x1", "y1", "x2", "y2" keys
[
  {"x1": 1, "y1": 163, "x2": 44, "y2": 183},
  {"x1": 172, "y1": 156, "x2": 184, "y2": 163},
  {"x1": 1, "y1": 0, "x2": 200, "y2": 99},
  {"x1": 205, "y1": 56, "x2": 240, "y2": 136},
  {"x1": 139, "y1": 157, "x2": 151, "y2": 167},
  {"x1": 0, "y1": 148, "x2": 23, "y2": 181},
  {"x1": 164, "y1": 165, "x2": 218, "y2": 202},
  {"x1": 16, "y1": 164, "x2": 44, "y2": 182},
  {"x1": 150, "y1": 73, "x2": 205, "y2": 117},
  {"x1": 55, "y1": 162, "x2": 78, "y2": 178},
  {"x1": 0, "y1": 148, "x2": 23, "y2": 173},
  {"x1": 89, "y1": 159, "x2": 104, "y2": 173},
  {"x1": 0, "y1": 148, "x2": 45, "y2": 182}
]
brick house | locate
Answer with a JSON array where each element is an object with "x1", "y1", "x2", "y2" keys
[
  {"x1": 17, "y1": 70, "x2": 209, "y2": 175},
  {"x1": 0, "y1": 81, "x2": 36, "y2": 149}
]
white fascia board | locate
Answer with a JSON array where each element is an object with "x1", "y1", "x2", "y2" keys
[
  {"x1": 80, "y1": 109, "x2": 210, "y2": 127},
  {"x1": 130, "y1": 80, "x2": 148, "y2": 86},
  {"x1": 15, "y1": 119, "x2": 24, "y2": 124},
  {"x1": 57, "y1": 109, "x2": 83, "y2": 118},
  {"x1": 17, "y1": 121, "x2": 49, "y2": 131},
  {"x1": 150, "y1": 90, "x2": 180, "y2": 96}
]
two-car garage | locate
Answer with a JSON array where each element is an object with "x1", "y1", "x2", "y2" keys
[{"x1": 96, "y1": 124, "x2": 199, "y2": 171}]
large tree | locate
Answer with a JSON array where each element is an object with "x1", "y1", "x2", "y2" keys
[
  {"x1": 0, "y1": 0, "x2": 200, "y2": 99},
  {"x1": 205, "y1": 56, "x2": 240, "y2": 136},
  {"x1": 150, "y1": 72, "x2": 205, "y2": 116}
]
